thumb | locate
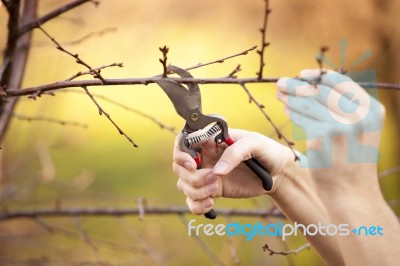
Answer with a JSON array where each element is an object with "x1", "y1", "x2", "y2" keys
[{"x1": 212, "y1": 132, "x2": 262, "y2": 176}]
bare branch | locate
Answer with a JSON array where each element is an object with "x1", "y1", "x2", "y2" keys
[
  {"x1": 184, "y1": 45, "x2": 257, "y2": 73},
  {"x1": 159, "y1": 45, "x2": 169, "y2": 78},
  {"x1": 240, "y1": 83, "x2": 299, "y2": 161},
  {"x1": 18, "y1": 0, "x2": 99, "y2": 36},
  {"x1": 74, "y1": 217, "x2": 102, "y2": 263},
  {"x1": 8, "y1": 78, "x2": 400, "y2": 99},
  {"x1": 57, "y1": 89, "x2": 176, "y2": 133},
  {"x1": 379, "y1": 166, "x2": 400, "y2": 179},
  {"x1": 82, "y1": 86, "x2": 138, "y2": 147},
  {"x1": 12, "y1": 112, "x2": 88, "y2": 128},
  {"x1": 37, "y1": 25, "x2": 107, "y2": 83},
  {"x1": 0, "y1": 0, "x2": 37, "y2": 142},
  {"x1": 65, "y1": 62, "x2": 123, "y2": 81},
  {"x1": 226, "y1": 64, "x2": 242, "y2": 78},
  {"x1": 0, "y1": 206, "x2": 285, "y2": 220},
  {"x1": 256, "y1": 0, "x2": 271, "y2": 79},
  {"x1": 314, "y1": 46, "x2": 329, "y2": 85},
  {"x1": 180, "y1": 215, "x2": 228, "y2": 266},
  {"x1": 64, "y1": 27, "x2": 117, "y2": 46},
  {"x1": 263, "y1": 242, "x2": 311, "y2": 256}
]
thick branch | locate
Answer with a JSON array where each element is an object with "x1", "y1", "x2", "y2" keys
[
  {"x1": 18, "y1": 0, "x2": 99, "y2": 36},
  {"x1": 0, "y1": 0, "x2": 37, "y2": 142},
  {"x1": 7, "y1": 78, "x2": 400, "y2": 98},
  {"x1": 0, "y1": 206, "x2": 285, "y2": 220}
]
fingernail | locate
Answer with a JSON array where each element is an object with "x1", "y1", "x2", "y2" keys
[
  {"x1": 213, "y1": 161, "x2": 228, "y2": 174},
  {"x1": 205, "y1": 173, "x2": 217, "y2": 184},
  {"x1": 203, "y1": 198, "x2": 213, "y2": 209},
  {"x1": 184, "y1": 161, "x2": 195, "y2": 171},
  {"x1": 207, "y1": 182, "x2": 218, "y2": 194}
]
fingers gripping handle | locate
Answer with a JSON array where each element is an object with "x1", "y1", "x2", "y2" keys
[
  {"x1": 193, "y1": 156, "x2": 218, "y2": 220},
  {"x1": 225, "y1": 137, "x2": 273, "y2": 191},
  {"x1": 194, "y1": 136, "x2": 273, "y2": 220}
]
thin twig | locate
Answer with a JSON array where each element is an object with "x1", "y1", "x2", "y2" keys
[
  {"x1": 0, "y1": 206, "x2": 285, "y2": 220},
  {"x1": 82, "y1": 86, "x2": 138, "y2": 147},
  {"x1": 262, "y1": 242, "x2": 311, "y2": 256},
  {"x1": 18, "y1": 0, "x2": 99, "y2": 36},
  {"x1": 179, "y1": 215, "x2": 227, "y2": 266},
  {"x1": 225, "y1": 216, "x2": 241, "y2": 265},
  {"x1": 12, "y1": 112, "x2": 88, "y2": 128},
  {"x1": 74, "y1": 217, "x2": 101, "y2": 263},
  {"x1": 8, "y1": 78, "x2": 400, "y2": 98},
  {"x1": 159, "y1": 46, "x2": 169, "y2": 78},
  {"x1": 240, "y1": 83, "x2": 299, "y2": 161},
  {"x1": 37, "y1": 25, "x2": 107, "y2": 84},
  {"x1": 65, "y1": 63, "x2": 123, "y2": 81},
  {"x1": 31, "y1": 217, "x2": 145, "y2": 254},
  {"x1": 118, "y1": 218, "x2": 164, "y2": 266},
  {"x1": 256, "y1": 0, "x2": 271, "y2": 79},
  {"x1": 315, "y1": 46, "x2": 329, "y2": 85},
  {"x1": 379, "y1": 166, "x2": 400, "y2": 179},
  {"x1": 64, "y1": 27, "x2": 117, "y2": 46},
  {"x1": 226, "y1": 64, "x2": 242, "y2": 78},
  {"x1": 184, "y1": 45, "x2": 257, "y2": 73},
  {"x1": 58, "y1": 89, "x2": 176, "y2": 133}
]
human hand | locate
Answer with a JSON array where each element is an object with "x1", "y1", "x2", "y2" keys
[
  {"x1": 276, "y1": 69, "x2": 385, "y2": 195},
  {"x1": 172, "y1": 129, "x2": 294, "y2": 215}
]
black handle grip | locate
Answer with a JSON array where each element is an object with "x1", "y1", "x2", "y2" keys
[
  {"x1": 244, "y1": 158, "x2": 273, "y2": 191},
  {"x1": 204, "y1": 209, "x2": 217, "y2": 219},
  {"x1": 203, "y1": 158, "x2": 273, "y2": 220}
]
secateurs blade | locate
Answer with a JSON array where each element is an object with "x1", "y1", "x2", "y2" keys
[{"x1": 155, "y1": 66, "x2": 273, "y2": 219}]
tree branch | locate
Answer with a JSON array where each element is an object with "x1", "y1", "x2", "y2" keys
[
  {"x1": 7, "y1": 78, "x2": 400, "y2": 99},
  {"x1": 58, "y1": 90, "x2": 176, "y2": 134},
  {"x1": 0, "y1": 0, "x2": 37, "y2": 142},
  {"x1": 18, "y1": 0, "x2": 99, "y2": 36},
  {"x1": 81, "y1": 86, "x2": 138, "y2": 147},
  {"x1": 65, "y1": 62, "x2": 123, "y2": 81},
  {"x1": 256, "y1": 0, "x2": 271, "y2": 79},
  {"x1": 240, "y1": 83, "x2": 299, "y2": 161},
  {"x1": 12, "y1": 112, "x2": 88, "y2": 128},
  {"x1": 184, "y1": 45, "x2": 257, "y2": 73},
  {"x1": 263, "y1": 242, "x2": 311, "y2": 256},
  {"x1": 37, "y1": 25, "x2": 106, "y2": 83},
  {"x1": 0, "y1": 206, "x2": 285, "y2": 220}
]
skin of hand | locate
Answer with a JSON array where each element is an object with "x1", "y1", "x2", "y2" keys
[
  {"x1": 172, "y1": 69, "x2": 399, "y2": 265},
  {"x1": 173, "y1": 130, "x2": 345, "y2": 265},
  {"x1": 277, "y1": 69, "x2": 400, "y2": 265}
]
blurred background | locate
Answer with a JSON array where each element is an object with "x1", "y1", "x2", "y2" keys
[{"x1": 0, "y1": 0, "x2": 399, "y2": 265}]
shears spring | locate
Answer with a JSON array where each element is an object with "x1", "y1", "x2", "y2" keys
[{"x1": 185, "y1": 124, "x2": 222, "y2": 148}]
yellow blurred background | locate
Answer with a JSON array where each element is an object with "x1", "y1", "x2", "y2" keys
[{"x1": 0, "y1": 0, "x2": 399, "y2": 265}]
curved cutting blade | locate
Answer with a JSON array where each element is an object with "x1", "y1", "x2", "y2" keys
[{"x1": 154, "y1": 66, "x2": 201, "y2": 120}]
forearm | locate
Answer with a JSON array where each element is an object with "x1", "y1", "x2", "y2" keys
[
  {"x1": 318, "y1": 171, "x2": 400, "y2": 266},
  {"x1": 267, "y1": 159, "x2": 345, "y2": 265}
]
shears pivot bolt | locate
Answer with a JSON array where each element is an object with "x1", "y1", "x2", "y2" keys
[{"x1": 190, "y1": 113, "x2": 199, "y2": 122}]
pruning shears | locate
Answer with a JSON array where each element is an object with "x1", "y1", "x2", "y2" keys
[{"x1": 155, "y1": 66, "x2": 273, "y2": 219}]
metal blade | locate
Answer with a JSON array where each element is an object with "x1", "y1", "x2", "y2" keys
[{"x1": 155, "y1": 66, "x2": 202, "y2": 121}]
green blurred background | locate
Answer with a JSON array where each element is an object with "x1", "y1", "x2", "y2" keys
[{"x1": 0, "y1": 0, "x2": 399, "y2": 265}]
